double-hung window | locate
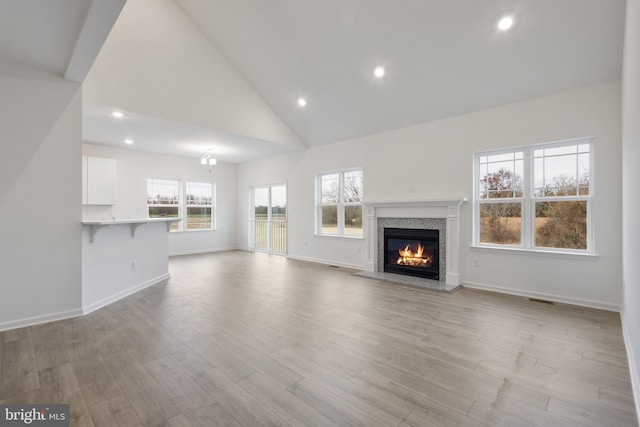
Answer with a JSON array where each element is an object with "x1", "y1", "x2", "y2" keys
[
  {"x1": 185, "y1": 182, "x2": 213, "y2": 230},
  {"x1": 147, "y1": 178, "x2": 181, "y2": 231},
  {"x1": 317, "y1": 169, "x2": 363, "y2": 237},
  {"x1": 475, "y1": 138, "x2": 593, "y2": 253},
  {"x1": 147, "y1": 179, "x2": 214, "y2": 232}
]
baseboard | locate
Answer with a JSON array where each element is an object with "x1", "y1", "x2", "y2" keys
[
  {"x1": 286, "y1": 253, "x2": 365, "y2": 270},
  {"x1": 0, "y1": 308, "x2": 83, "y2": 332},
  {"x1": 82, "y1": 273, "x2": 170, "y2": 315},
  {"x1": 621, "y1": 310, "x2": 640, "y2": 423},
  {"x1": 462, "y1": 280, "x2": 621, "y2": 312},
  {"x1": 169, "y1": 246, "x2": 237, "y2": 257}
]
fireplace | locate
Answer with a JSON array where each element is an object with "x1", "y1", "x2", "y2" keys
[{"x1": 384, "y1": 227, "x2": 439, "y2": 280}]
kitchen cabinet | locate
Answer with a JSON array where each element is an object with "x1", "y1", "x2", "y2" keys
[{"x1": 82, "y1": 156, "x2": 116, "y2": 205}]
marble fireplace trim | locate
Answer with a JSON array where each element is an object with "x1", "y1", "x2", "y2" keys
[{"x1": 363, "y1": 199, "x2": 466, "y2": 286}]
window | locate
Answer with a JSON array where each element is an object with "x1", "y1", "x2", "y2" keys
[
  {"x1": 317, "y1": 169, "x2": 363, "y2": 237},
  {"x1": 186, "y1": 182, "x2": 213, "y2": 230},
  {"x1": 475, "y1": 138, "x2": 592, "y2": 253},
  {"x1": 147, "y1": 178, "x2": 180, "y2": 231},
  {"x1": 147, "y1": 179, "x2": 215, "y2": 232}
]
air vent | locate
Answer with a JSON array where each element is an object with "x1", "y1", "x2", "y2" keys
[{"x1": 529, "y1": 298, "x2": 555, "y2": 305}]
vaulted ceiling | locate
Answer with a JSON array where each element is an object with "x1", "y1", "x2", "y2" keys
[{"x1": 0, "y1": 0, "x2": 626, "y2": 163}]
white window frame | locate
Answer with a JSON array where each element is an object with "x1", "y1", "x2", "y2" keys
[
  {"x1": 316, "y1": 168, "x2": 363, "y2": 238},
  {"x1": 473, "y1": 138, "x2": 594, "y2": 254},
  {"x1": 147, "y1": 178, "x2": 216, "y2": 232},
  {"x1": 185, "y1": 181, "x2": 215, "y2": 231},
  {"x1": 147, "y1": 178, "x2": 182, "y2": 232}
]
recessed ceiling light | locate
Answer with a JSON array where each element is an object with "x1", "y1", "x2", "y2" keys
[
  {"x1": 374, "y1": 67, "x2": 385, "y2": 78},
  {"x1": 497, "y1": 16, "x2": 514, "y2": 31},
  {"x1": 111, "y1": 111, "x2": 124, "y2": 118},
  {"x1": 297, "y1": 98, "x2": 307, "y2": 107},
  {"x1": 124, "y1": 139, "x2": 134, "y2": 145}
]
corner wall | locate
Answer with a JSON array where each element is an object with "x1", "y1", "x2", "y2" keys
[
  {"x1": 0, "y1": 60, "x2": 83, "y2": 331},
  {"x1": 237, "y1": 81, "x2": 622, "y2": 310},
  {"x1": 622, "y1": 0, "x2": 640, "y2": 416}
]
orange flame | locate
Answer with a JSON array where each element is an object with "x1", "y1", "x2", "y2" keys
[{"x1": 397, "y1": 243, "x2": 432, "y2": 266}]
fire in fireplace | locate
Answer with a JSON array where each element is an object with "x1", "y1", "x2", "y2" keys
[{"x1": 384, "y1": 227, "x2": 439, "y2": 280}]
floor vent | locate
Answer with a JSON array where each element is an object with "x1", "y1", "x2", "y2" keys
[{"x1": 529, "y1": 298, "x2": 555, "y2": 305}]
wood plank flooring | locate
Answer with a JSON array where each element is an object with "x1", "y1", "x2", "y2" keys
[{"x1": 1, "y1": 250, "x2": 637, "y2": 426}]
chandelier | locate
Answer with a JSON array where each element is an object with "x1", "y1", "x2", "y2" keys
[{"x1": 200, "y1": 152, "x2": 217, "y2": 172}]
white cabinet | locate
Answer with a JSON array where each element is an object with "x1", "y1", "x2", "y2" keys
[{"x1": 82, "y1": 156, "x2": 116, "y2": 205}]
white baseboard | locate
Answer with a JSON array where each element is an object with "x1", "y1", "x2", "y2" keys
[
  {"x1": 169, "y1": 246, "x2": 237, "y2": 257},
  {"x1": 286, "y1": 253, "x2": 365, "y2": 270},
  {"x1": 621, "y1": 310, "x2": 640, "y2": 423},
  {"x1": 82, "y1": 273, "x2": 170, "y2": 315},
  {"x1": 0, "y1": 308, "x2": 83, "y2": 332},
  {"x1": 462, "y1": 280, "x2": 621, "y2": 312}
]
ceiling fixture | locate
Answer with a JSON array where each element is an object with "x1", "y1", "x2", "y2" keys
[
  {"x1": 497, "y1": 16, "x2": 514, "y2": 31},
  {"x1": 124, "y1": 139, "x2": 134, "y2": 144},
  {"x1": 374, "y1": 66, "x2": 385, "y2": 78},
  {"x1": 201, "y1": 152, "x2": 217, "y2": 172},
  {"x1": 297, "y1": 97, "x2": 307, "y2": 107},
  {"x1": 111, "y1": 111, "x2": 124, "y2": 118}
]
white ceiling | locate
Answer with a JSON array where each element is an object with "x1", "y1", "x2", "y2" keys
[
  {"x1": 0, "y1": 0, "x2": 626, "y2": 163},
  {"x1": 0, "y1": 0, "x2": 124, "y2": 82},
  {"x1": 0, "y1": 0, "x2": 91, "y2": 75},
  {"x1": 176, "y1": 0, "x2": 625, "y2": 146},
  {"x1": 83, "y1": 104, "x2": 301, "y2": 163}
]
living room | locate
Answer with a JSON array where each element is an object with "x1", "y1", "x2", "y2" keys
[{"x1": 0, "y1": 0, "x2": 639, "y2": 425}]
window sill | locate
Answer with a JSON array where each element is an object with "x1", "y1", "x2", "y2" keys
[
  {"x1": 170, "y1": 229, "x2": 216, "y2": 234},
  {"x1": 314, "y1": 233, "x2": 364, "y2": 240},
  {"x1": 470, "y1": 245, "x2": 598, "y2": 260}
]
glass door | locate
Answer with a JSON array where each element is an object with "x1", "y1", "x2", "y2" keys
[{"x1": 249, "y1": 185, "x2": 287, "y2": 254}]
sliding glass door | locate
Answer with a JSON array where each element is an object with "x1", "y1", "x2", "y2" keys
[{"x1": 249, "y1": 185, "x2": 287, "y2": 254}]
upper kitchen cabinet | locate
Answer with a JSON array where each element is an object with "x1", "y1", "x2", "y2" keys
[{"x1": 82, "y1": 156, "x2": 116, "y2": 205}]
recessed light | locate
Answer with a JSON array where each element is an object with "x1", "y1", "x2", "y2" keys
[
  {"x1": 124, "y1": 139, "x2": 134, "y2": 145},
  {"x1": 297, "y1": 98, "x2": 307, "y2": 107},
  {"x1": 111, "y1": 111, "x2": 124, "y2": 118},
  {"x1": 497, "y1": 16, "x2": 514, "y2": 31},
  {"x1": 374, "y1": 67, "x2": 385, "y2": 78}
]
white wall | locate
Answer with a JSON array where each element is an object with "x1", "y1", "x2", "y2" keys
[
  {"x1": 82, "y1": 143, "x2": 237, "y2": 255},
  {"x1": 622, "y1": 0, "x2": 640, "y2": 416},
  {"x1": 0, "y1": 59, "x2": 83, "y2": 331},
  {"x1": 238, "y1": 81, "x2": 622, "y2": 309},
  {"x1": 82, "y1": 221, "x2": 170, "y2": 313}
]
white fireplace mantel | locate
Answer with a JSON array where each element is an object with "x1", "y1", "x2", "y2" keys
[{"x1": 363, "y1": 198, "x2": 468, "y2": 286}]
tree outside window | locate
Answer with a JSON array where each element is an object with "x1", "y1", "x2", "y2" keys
[
  {"x1": 475, "y1": 139, "x2": 592, "y2": 252},
  {"x1": 147, "y1": 179, "x2": 215, "y2": 232},
  {"x1": 147, "y1": 178, "x2": 180, "y2": 231},
  {"x1": 186, "y1": 182, "x2": 213, "y2": 230},
  {"x1": 318, "y1": 169, "x2": 363, "y2": 237}
]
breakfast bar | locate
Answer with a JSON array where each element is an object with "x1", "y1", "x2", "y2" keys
[{"x1": 81, "y1": 218, "x2": 180, "y2": 314}]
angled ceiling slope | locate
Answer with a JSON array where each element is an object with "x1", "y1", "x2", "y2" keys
[
  {"x1": 82, "y1": 0, "x2": 304, "y2": 162},
  {"x1": 0, "y1": 0, "x2": 125, "y2": 82},
  {"x1": 177, "y1": 0, "x2": 625, "y2": 146}
]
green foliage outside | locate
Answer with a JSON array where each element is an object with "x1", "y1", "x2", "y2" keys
[
  {"x1": 480, "y1": 168, "x2": 588, "y2": 249},
  {"x1": 535, "y1": 201, "x2": 587, "y2": 249}
]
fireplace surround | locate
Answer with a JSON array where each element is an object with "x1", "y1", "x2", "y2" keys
[{"x1": 362, "y1": 198, "x2": 466, "y2": 287}]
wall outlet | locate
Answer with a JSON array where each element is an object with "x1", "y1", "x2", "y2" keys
[
  {"x1": 132, "y1": 261, "x2": 136, "y2": 270},
  {"x1": 473, "y1": 259, "x2": 480, "y2": 268}
]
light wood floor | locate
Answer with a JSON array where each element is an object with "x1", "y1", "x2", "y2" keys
[{"x1": 1, "y1": 251, "x2": 637, "y2": 427}]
